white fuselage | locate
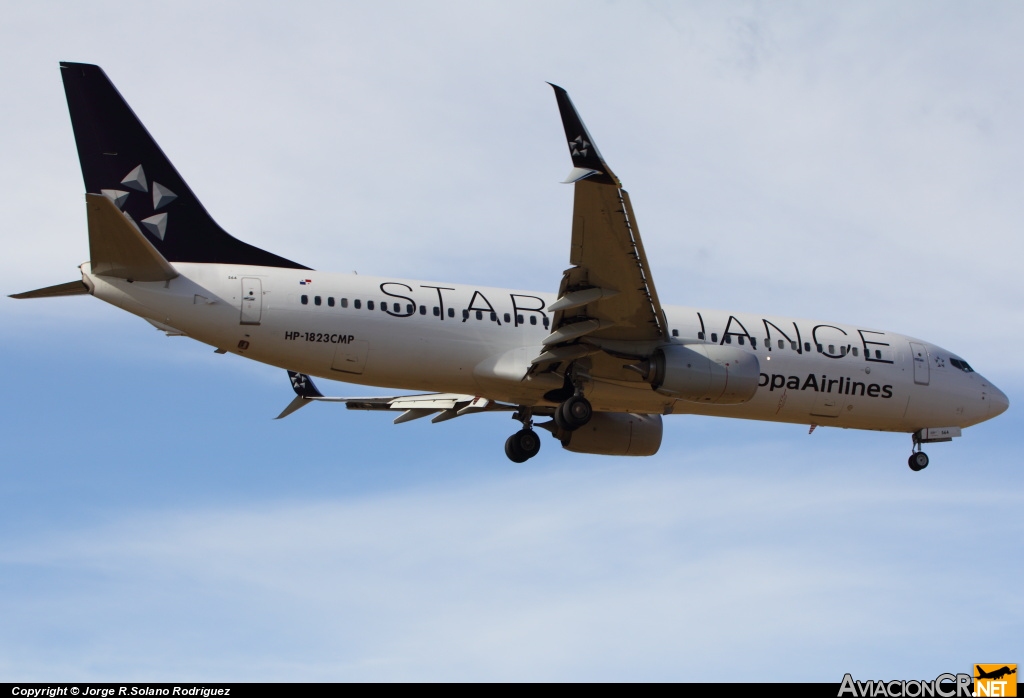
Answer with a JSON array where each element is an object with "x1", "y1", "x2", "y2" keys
[{"x1": 82, "y1": 262, "x2": 1005, "y2": 434}]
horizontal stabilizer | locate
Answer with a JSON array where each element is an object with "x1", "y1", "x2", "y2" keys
[
  {"x1": 87, "y1": 193, "x2": 178, "y2": 281},
  {"x1": 274, "y1": 371, "x2": 516, "y2": 421},
  {"x1": 10, "y1": 279, "x2": 89, "y2": 299}
]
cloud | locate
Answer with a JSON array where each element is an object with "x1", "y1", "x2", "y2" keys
[{"x1": 2, "y1": 450, "x2": 1020, "y2": 681}]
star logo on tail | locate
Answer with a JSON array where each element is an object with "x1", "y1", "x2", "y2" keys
[{"x1": 102, "y1": 164, "x2": 178, "y2": 241}]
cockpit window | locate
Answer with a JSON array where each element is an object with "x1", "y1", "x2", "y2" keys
[{"x1": 949, "y1": 358, "x2": 975, "y2": 373}]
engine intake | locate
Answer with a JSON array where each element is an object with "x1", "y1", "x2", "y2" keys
[
  {"x1": 650, "y1": 344, "x2": 760, "y2": 404},
  {"x1": 561, "y1": 413, "x2": 662, "y2": 456}
]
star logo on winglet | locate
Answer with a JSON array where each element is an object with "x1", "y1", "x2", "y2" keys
[{"x1": 569, "y1": 135, "x2": 589, "y2": 158}]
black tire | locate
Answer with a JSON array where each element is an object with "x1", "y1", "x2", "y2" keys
[
  {"x1": 553, "y1": 402, "x2": 569, "y2": 432},
  {"x1": 908, "y1": 452, "x2": 929, "y2": 471},
  {"x1": 560, "y1": 395, "x2": 592, "y2": 430},
  {"x1": 516, "y1": 429, "x2": 541, "y2": 459},
  {"x1": 505, "y1": 433, "x2": 528, "y2": 463}
]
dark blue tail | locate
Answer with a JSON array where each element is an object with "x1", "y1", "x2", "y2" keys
[{"x1": 60, "y1": 62, "x2": 309, "y2": 270}]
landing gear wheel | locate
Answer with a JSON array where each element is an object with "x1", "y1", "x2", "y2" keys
[
  {"x1": 908, "y1": 451, "x2": 929, "y2": 472},
  {"x1": 559, "y1": 395, "x2": 592, "y2": 431},
  {"x1": 553, "y1": 403, "x2": 569, "y2": 432},
  {"x1": 505, "y1": 428, "x2": 541, "y2": 463}
]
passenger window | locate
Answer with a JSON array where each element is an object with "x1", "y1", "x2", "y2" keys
[
  {"x1": 672, "y1": 329, "x2": 679, "y2": 337},
  {"x1": 778, "y1": 340, "x2": 784, "y2": 349},
  {"x1": 341, "y1": 298, "x2": 348, "y2": 308},
  {"x1": 406, "y1": 304, "x2": 414, "y2": 314},
  {"x1": 817, "y1": 344, "x2": 823, "y2": 353},
  {"x1": 517, "y1": 315, "x2": 524, "y2": 324},
  {"x1": 381, "y1": 304, "x2": 387, "y2": 312},
  {"x1": 476, "y1": 311, "x2": 483, "y2": 320},
  {"x1": 301, "y1": 295, "x2": 308, "y2": 305},
  {"x1": 367, "y1": 300, "x2": 374, "y2": 310},
  {"x1": 463, "y1": 309, "x2": 469, "y2": 320},
  {"x1": 433, "y1": 306, "x2": 440, "y2": 317},
  {"x1": 448, "y1": 308, "x2": 454, "y2": 318},
  {"x1": 711, "y1": 333, "x2": 718, "y2": 342},
  {"x1": 804, "y1": 342, "x2": 811, "y2": 352},
  {"x1": 314, "y1": 296, "x2": 321, "y2": 306},
  {"x1": 828, "y1": 344, "x2": 835, "y2": 354},
  {"x1": 698, "y1": 332, "x2": 705, "y2": 340},
  {"x1": 750, "y1": 338, "x2": 757, "y2": 349},
  {"x1": 490, "y1": 312, "x2": 497, "y2": 322},
  {"x1": 791, "y1": 341, "x2": 798, "y2": 351},
  {"x1": 737, "y1": 336, "x2": 744, "y2": 345},
  {"x1": 841, "y1": 346, "x2": 847, "y2": 356},
  {"x1": 543, "y1": 317, "x2": 550, "y2": 328},
  {"x1": 504, "y1": 313, "x2": 511, "y2": 323},
  {"x1": 852, "y1": 347, "x2": 858, "y2": 357},
  {"x1": 875, "y1": 350, "x2": 882, "y2": 359},
  {"x1": 530, "y1": 316, "x2": 537, "y2": 325},
  {"x1": 354, "y1": 299, "x2": 361, "y2": 309},
  {"x1": 725, "y1": 335, "x2": 731, "y2": 344},
  {"x1": 327, "y1": 297, "x2": 335, "y2": 307}
]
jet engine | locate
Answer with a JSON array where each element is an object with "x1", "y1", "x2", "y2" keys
[
  {"x1": 560, "y1": 413, "x2": 663, "y2": 456},
  {"x1": 648, "y1": 344, "x2": 760, "y2": 404}
]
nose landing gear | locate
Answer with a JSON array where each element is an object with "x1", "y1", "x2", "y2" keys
[
  {"x1": 908, "y1": 450, "x2": 929, "y2": 472},
  {"x1": 907, "y1": 429, "x2": 942, "y2": 472}
]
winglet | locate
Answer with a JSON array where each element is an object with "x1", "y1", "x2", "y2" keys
[
  {"x1": 275, "y1": 371, "x2": 324, "y2": 419},
  {"x1": 548, "y1": 83, "x2": 618, "y2": 186}
]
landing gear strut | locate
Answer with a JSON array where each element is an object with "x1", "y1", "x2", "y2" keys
[
  {"x1": 908, "y1": 435, "x2": 929, "y2": 472},
  {"x1": 505, "y1": 407, "x2": 541, "y2": 463}
]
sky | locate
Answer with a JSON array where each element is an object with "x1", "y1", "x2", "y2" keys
[{"x1": 1, "y1": 0, "x2": 1022, "y2": 682}]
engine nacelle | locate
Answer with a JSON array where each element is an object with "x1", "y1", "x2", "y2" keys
[
  {"x1": 650, "y1": 344, "x2": 760, "y2": 404},
  {"x1": 561, "y1": 413, "x2": 663, "y2": 456}
]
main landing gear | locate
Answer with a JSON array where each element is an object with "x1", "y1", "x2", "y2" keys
[
  {"x1": 503, "y1": 395, "x2": 594, "y2": 462},
  {"x1": 505, "y1": 407, "x2": 542, "y2": 463},
  {"x1": 554, "y1": 394, "x2": 592, "y2": 432},
  {"x1": 505, "y1": 428, "x2": 541, "y2": 463}
]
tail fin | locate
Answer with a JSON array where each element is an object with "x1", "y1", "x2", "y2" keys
[{"x1": 60, "y1": 62, "x2": 309, "y2": 270}]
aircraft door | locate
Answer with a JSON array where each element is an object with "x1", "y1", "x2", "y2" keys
[
  {"x1": 909, "y1": 342, "x2": 930, "y2": 385},
  {"x1": 240, "y1": 278, "x2": 262, "y2": 325}
]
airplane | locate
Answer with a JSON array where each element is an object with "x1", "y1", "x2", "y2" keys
[
  {"x1": 12, "y1": 62, "x2": 1009, "y2": 468},
  {"x1": 975, "y1": 666, "x2": 1017, "y2": 681}
]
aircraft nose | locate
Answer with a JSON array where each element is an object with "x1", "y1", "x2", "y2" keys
[{"x1": 988, "y1": 385, "x2": 1009, "y2": 418}]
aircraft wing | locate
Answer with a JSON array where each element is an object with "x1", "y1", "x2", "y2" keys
[
  {"x1": 275, "y1": 371, "x2": 515, "y2": 423},
  {"x1": 531, "y1": 86, "x2": 668, "y2": 374}
]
